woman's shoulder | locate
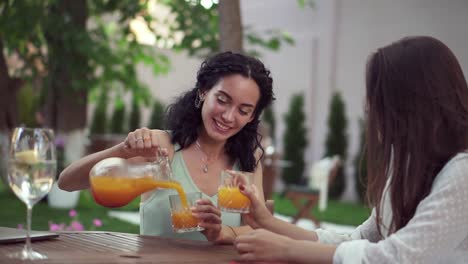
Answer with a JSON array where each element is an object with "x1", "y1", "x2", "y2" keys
[
  {"x1": 434, "y1": 151, "x2": 468, "y2": 187},
  {"x1": 442, "y1": 151, "x2": 468, "y2": 171}
]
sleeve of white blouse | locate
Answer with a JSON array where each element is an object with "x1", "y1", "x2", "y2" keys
[
  {"x1": 333, "y1": 155, "x2": 468, "y2": 264},
  {"x1": 316, "y1": 208, "x2": 381, "y2": 245}
]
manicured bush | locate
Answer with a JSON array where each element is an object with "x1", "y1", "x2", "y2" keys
[
  {"x1": 148, "y1": 99, "x2": 165, "y2": 129},
  {"x1": 110, "y1": 101, "x2": 126, "y2": 134},
  {"x1": 90, "y1": 92, "x2": 108, "y2": 134},
  {"x1": 128, "y1": 100, "x2": 141, "y2": 131},
  {"x1": 282, "y1": 94, "x2": 307, "y2": 185},
  {"x1": 324, "y1": 92, "x2": 348, "y2": 199}
]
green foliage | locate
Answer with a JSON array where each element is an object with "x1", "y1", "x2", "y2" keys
[
  {"x1": 324, "y1": 92, "x2": 348, "y2": 199},
  {"x1": 262, "y1": 105, "x2": 276, "y2": 143},
  {"x1": 0, "y1": 0, "x2": 169, "y2": 110},
  {"x1": 90, "y1": 91, "x2": 108, "y2": 135},
  {"x1": 164, "y1": 0, "x2": 295, "y2": 57},
  {"x1": 17, "y1": 82, "x2": 39, "y2": 127},
  {"x1": 282, "y1": 94, "x2": 307, "y2": 185},
  {"x1": 148, "y1": 99, "x2": 166, "y2": 129},
  {"x1": 0, "y1": 0, "x2": 295, "y2": 113},
  {"x1": 244, "y1": 28, "x2": 295, "y2": 57},
  {"x1": 128, "y1": 100, "x2": 141, "y2": 131},
  {"x1": 109, "y1": 99, "x2": 126, "y2": 134},
  {"x1": 354, "y1": 118, "x2": 368, "y2": 203}
]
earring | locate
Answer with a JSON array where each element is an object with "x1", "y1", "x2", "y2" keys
[{"x1": 195, "y1": 92, "x2": 204, "y2": 109}]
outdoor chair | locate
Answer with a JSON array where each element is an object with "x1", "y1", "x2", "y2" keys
[{"x1": 283, "y1": 156, "x2": 342, "y2": 227}]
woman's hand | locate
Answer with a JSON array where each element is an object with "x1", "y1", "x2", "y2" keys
[
  {"x1": 122, "y1": 128, "x2": 167, "y2": 158},
  {"x1": 236, "y1": 180, "x2": 274, "y2": 229},
  {"x1": 191, "y1": 199, "x2": 224, "y2": 243},
  {"x1": 234, "y1": 229, "x2": 293, "y2": 263}
]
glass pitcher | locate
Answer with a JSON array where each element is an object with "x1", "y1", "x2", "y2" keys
[{"x1": 89, "y1": 156, "x2": 186, "y2": 208}]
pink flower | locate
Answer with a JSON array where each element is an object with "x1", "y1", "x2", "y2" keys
[
  {"x1": 17, "y1": 224, "x2": 23, "y2": 230},
  {"x1": 49, "y1": 222, "x2": 65, "y2": 231},
  {"x1": 70, "y1": 220, "x2": 84, "y2": 231},
  {"x1": 93, "y1": 219, "x2": 102, "y2": 227},
  {"x1": 55, "y1": 136, "x2": 65, "y2": 148},
  {"x1": 69, "y1": 209, "x2": 77, "y2": 218}
]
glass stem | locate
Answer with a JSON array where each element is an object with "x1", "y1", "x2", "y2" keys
[{"x1": 25, "y1": 204, "x2": 33, "y2": 253}]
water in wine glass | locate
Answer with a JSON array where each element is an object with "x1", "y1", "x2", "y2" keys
[
  {"x1": 7, "y1": 128, "x2": 57, "y2": 260},
  {"x1": 8, "y1": 153, "x2": 56, "y2": 207}
]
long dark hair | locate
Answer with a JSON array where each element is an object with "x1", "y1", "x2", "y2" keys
[
  {"x1": 365, "y1": 36, "x2": 468, "y2": 234},
  {"x1": 165, "y1": 52, "x2": 274, "y2": 172}
]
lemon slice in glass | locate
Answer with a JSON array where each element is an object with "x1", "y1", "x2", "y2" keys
[{"x1": 15, "y1": 150, "x2": 39, "y2": 164}]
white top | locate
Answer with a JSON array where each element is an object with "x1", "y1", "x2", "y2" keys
[{"x1": 316, "y1": 152, "x2": 468, "y2": 263}]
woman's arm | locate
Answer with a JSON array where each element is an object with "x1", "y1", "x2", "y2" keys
[
  {"x1": 327, "y1": 154, "x2": 468, "y2": 263},
  {"x1": 235, "y1": 229, "x2": 336, "y2": 263},
  {"x1": 57, "y1": 142, "x2": 128, "y2": 191}
]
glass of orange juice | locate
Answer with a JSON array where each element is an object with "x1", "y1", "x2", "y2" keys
[
  {"x1": 169, "y1": 192, "x2": 204, "y2": 233},
  {"x1": 218, "y1": 170, "x2": 251, "y2": 213}
]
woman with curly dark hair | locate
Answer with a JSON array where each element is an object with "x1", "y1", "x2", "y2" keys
[
  {"x1": 232, "y1": 36, "x2": 468, "y2": 263},
  {"x1": 58, "y1": 51, "x2": 275, "y2": 243}
]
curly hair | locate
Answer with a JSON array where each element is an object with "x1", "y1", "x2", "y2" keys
[{"x1": 165, "y1": 51, "x2": 275, "y2": 172}]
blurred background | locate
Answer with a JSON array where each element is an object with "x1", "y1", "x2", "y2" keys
[{"x1": 1, "y1": 0, "x2": 467, "y2": 233}]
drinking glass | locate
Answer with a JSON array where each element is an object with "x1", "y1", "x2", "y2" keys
[
  {"x1": 169, "y1": 192, "x2": 204, "y2": 233},
  {"x1": 218, "y1": 170, "x2": 252, "y2": 213},
  {"x1": 7, "y1": 127, "x2": 57, "y2": 260}
]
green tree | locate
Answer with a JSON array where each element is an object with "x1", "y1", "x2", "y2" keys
[
  {"x1": 324, "y1": 92, "x2": 348, "y2": 199},
  {"x1": 0, "y1": 0, "x2": 296, "y2": 133},
  {"x1": 89, "y1": 91, "x2": 108, "y2": 135},
  {"x1": 110, "y1": 100, "x2": 126, "y2": 134},
  {"x1": 282, "y1": 94, "x2": 307, "y2": 185},
  {"x1": 148, "y1": 99, "x2": 166, "y2": 129},
  {"x1": 0, "y1": 0, "x2": 167, "y2": 133},
  {"x1": 354, "y1": 118, "x2": 367, "y2": 203},
  {"x1": 128, "y1": 100, "x2": 141, "y2": 132}
]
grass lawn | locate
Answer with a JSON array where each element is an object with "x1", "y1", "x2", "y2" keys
[{"x1": 0, "y1": 180, "x2": 371, "y2": 234}]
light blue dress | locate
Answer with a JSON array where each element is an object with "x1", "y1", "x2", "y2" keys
[{"x1": 140, "y1": 144, "x2": 241, "y2": 240}]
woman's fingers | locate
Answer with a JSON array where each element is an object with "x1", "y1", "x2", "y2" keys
[
  {"x1": 133, "y1": 129, "x2": 145, "y2": 149},
  {"x1": 198, "y1": 221, "x2": 222, "y2": 231},
  {"x1": 193, "y1": 199, "x2": 221, "y2": 217},
  {"x1": 235, "y1": 242, "x2": 251, "y2": 254},
  {"x1": 239, "y1": 184, "x2": 260, "y2": 208},
  {"x1": 123, "y1": 128, "x2": 166, "y2": 158},
  {"x1": 194, "y1": 211, "x2": 221, "y2": 222},
  {"x1": 141, "y1": 128, "x2": 152, "y2": 148},
  {"x1": 150, "y1": 130, "x2": 160, "y2": 148}
]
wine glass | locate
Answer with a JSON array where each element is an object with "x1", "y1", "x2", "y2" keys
[{"x1": 7, "y1": 127, "x2": 57, "y2": 260}]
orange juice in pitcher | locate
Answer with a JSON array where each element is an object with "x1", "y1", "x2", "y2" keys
[{"x1": 89, "y1": 157, "x2": 188, "y2": 208}]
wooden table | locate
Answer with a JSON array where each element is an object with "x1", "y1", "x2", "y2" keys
[{"x1": 0, "y1": 231, "x2": 238, "y2": 263}]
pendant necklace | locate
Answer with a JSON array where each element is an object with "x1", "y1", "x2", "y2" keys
[{"x1": 195, "y1": 140, "x2": 218, "y2": 173}]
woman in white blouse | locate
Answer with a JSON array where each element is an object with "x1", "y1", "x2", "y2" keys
[{"x1": 233, "y1": 36, "x2": 468, "y2": 263}]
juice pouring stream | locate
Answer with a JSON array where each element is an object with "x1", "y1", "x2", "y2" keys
[{"x1": 89, "y1": 156, "x2": 188, "y2": 208}]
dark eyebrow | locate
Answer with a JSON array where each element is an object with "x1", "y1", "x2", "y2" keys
[{"x1": 218, "y1": 91, "x2": 255, "y2": 108}]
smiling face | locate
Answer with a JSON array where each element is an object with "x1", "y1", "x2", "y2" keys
[{"x1": 200, "y1": 74, "x2": 261, "y2": 142}]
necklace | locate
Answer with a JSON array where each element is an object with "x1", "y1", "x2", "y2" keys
[{"x1": 195, "y1": 140, "x2": 218, "y2": 173}]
